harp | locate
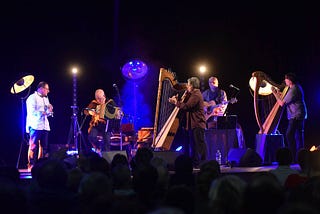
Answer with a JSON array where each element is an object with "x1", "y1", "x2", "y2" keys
[
  {"x1": 249, "y1": 71, "x2": 289, "y2": 134},
  {"x1": 151, "y1": 68, "x2": 187, "y2": 150},
  {"x1": 250, "y1": 71, "x2": 289, "y2": 163}
]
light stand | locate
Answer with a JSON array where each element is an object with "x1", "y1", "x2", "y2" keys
[
  {"x1": 10, "y1": 75, "x2": 34, "y2": 169},
  {"x1": 16, "y1": 89, "x2": 32, "y2": 168},
  {"x1": 67, "y1": 68, "x2": 84, "y2": 155}
]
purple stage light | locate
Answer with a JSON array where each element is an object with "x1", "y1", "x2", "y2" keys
[{"x1": 121, "y1": 59, "x2": 148, "y2": 80}]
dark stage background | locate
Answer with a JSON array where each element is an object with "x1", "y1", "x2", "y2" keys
[{"x1": 1, "y1": 1, "x2": 320, "y2": 167}]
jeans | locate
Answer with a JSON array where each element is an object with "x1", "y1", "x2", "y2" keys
[
  {"x1": 28, "y1": 128, "x2": 49, "y2": 166},
  {"x1": 286, "y1": 118, "x2": 305, "y2": 162}
]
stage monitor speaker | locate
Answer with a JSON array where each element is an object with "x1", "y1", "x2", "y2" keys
[
  {"x1": 152, "y1": 151, "x2": 183, "y2": 170},
  {"x1": 239, "y1": 148, "x2": 263, "y2": 167},
  {"x1": 227, "y1": 148, "x2": 247, "y2": 166},
  {"x1": 102, "y1": 150, "x2": 127, "y2": 164}
]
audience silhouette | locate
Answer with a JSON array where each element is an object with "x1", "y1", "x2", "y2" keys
[{"x1": 4, "y1": 146, "x2": 320, "y2": 214}]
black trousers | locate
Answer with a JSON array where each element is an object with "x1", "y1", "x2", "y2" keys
[
  {"x1": 189, "y1": 127, "x2": 207, "y2": 167},
  {"x1": 88, "y1": 126, "x2": 111, "y2": 153},
  {"x1": 286, "y1": 118, "x2": 305, "y2": 162}
]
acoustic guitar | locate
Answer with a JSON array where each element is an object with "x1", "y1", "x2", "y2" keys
[{"x1": 203, "y1": 97, "x2": 237, "y2": 121}]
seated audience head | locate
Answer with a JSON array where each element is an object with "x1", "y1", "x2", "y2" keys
[
  {"x1": 111, "y1": 153, "x2": 129, "y2": 169},
  {"x1": 36, "y1": 159, "x2": 68, "y2": 189},
  {"x1": 297, "y1": 148, "x2": 310, "y2": 173},
  {"x1": 309, "y1": 150, "x2": 320, "y2": 177},
  {"x1": 174, "y1": 154, "x2": 193, "y2": 174},
  {"x1": 200, "y1": 160, "x2": 221, "y2": 175},
  {"x1": 276, "y1": 147, "x2": 293, "y2": 165},
  {"x1": 164, "y1": 185, "x2": 195, "y2": 214},
  {"x1": 196, "y1": 160, "x2": 221, "y2": 199},
  {"x1": 208, "y1": 175, "x2": 247, "y2": 214},
  {"x1": 243, "y1": 172, "x2": 285, "y2": 214},
  {"x1": 150, "y1": 156, "x2": 170, "y2": 188},
  {"x1": 134, "y1": 147, "x2": 154, "y2": 167},
  {"x1": 111, "y1": 164, "x2": 132, "y2": 189}
]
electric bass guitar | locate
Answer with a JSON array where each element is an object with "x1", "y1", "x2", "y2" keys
[{"x1": 204, "y1": 97, "x2": 237, "y2": 121}]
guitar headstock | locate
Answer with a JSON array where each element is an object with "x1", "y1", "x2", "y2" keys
[{"x1": 221, "y1": 98, "x2": 238, "y2": 105}]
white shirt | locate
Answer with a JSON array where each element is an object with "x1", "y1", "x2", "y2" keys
[{"x1": 26, "y1": 91, "x2": 51, "y2": 133}]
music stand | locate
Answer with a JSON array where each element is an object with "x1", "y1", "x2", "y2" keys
[{"x1": 10, "y1": 75, "x2": 35, "y2": 168}]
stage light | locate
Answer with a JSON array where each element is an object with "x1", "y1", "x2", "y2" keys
[
  {"x1": 121, "y1": 59, "x2": 148, "y2": 80},
  {"x1": 72, "y1": 67, "x2": 78, "y2": 74},
  {"x1": 175, "y1": 146, "x2": 183, "y2": 152},
  {"x1": 120, "y1": 59, "x2": 152, "y2": 131},
  {"x1": 199, "y1": 65, "x2": 207, "y2": 74},
  {"x1": 198, "y1": 65, "x2": 207, "y2": 91},
  {"x1": 10, "y1": 75, "x2": 34, "y2": 94}
]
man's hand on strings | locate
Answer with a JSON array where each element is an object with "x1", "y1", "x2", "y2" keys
[{"x1": 168, "y1": 94, "x2": 178, "y2": 105}]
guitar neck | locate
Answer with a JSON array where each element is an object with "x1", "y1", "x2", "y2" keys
[{"x1": 204, "y1": 101, "x2": 228, "y2": 109}]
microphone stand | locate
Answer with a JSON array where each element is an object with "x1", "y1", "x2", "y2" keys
[
  {"x1": 223, "y1": 88, "x2": 240, "y2": 164},
  {"x1": 114, "y1": 86, "x2": 124, "y2": 151},
  {"x1": 114, "y1": 85, "x2": 122, "y2": 108}
]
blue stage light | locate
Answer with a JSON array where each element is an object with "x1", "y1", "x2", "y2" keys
[
  {"x1": 121, "y1": 59, "x2": 148, "y2": 80},
  {"x1": 175, "y1": 146, "x2": 183, "y2": 152}
]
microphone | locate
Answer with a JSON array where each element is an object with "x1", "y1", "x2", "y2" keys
[
  {"x1": 113, "y1": 83, "x2": 122, "y2": 107},
  {"x1": 229, "y1": 84, "x2": 240, "y2": 91}
]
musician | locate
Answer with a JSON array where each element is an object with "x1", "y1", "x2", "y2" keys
[
  {"x1": 202, "y1": 76, "x2": 228, "y2": 120},
  {"x1": 169, "y1": 77, "x2": 207, "y2": 168},
  {"x1": 84, "y1": 89, "x2": 119, "y2": 155},
  {"x1": 272, "y1": 73, "x2": 307, "y2": 162},
  {"x1": 26, "y1": 81, "x2": 53, "y2": 171}
]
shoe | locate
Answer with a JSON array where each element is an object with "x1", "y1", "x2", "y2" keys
[
  {"x1": 27, "y1": 164, "x2": 33, "y2": 172},
  {"x1": 193, "y1": 165, "x2": 200, "y2": 170}
]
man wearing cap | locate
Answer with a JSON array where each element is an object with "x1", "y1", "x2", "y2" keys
[{"x1": 272, "y1": 73, "x2": 307, "y2": 162}]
